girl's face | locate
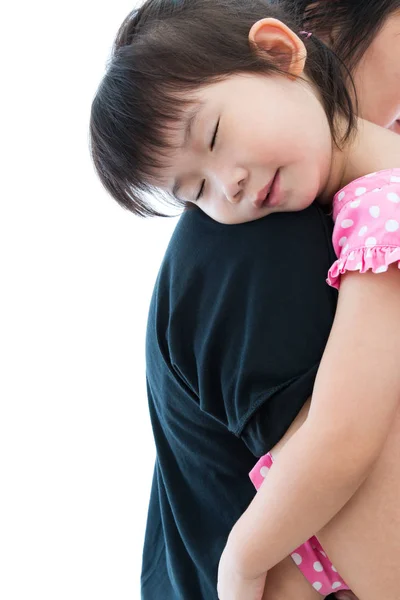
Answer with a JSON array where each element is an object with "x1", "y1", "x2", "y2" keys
[
  {"x1": 155, "y1": 73, "x2": 333, "y2": 224},
  {"x1": 349, "y1": 10, "x2": 400, "y2": 133}
]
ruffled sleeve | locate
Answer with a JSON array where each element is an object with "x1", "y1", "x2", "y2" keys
[{"x1": 327, "y1": 168, "x2": 400, "y2": 290}]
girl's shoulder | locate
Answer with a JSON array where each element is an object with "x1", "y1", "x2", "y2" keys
[
  {"x1": 327, "y1": 169, "x2": 400, "y2": 290},
  {"x1": 332, "y1": 168, "x2": 400, "y2": 221}
]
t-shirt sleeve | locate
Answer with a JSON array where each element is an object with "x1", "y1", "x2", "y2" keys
[
  {"x1": 328, "y1": 168, "x2": 400, "y2": 290},
  {"x1": 164, "y1": 203, "x2": 338, "y2": 457}
]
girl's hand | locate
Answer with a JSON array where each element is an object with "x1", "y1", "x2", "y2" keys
[
  {"x1": 217, "y1": 542, "x2": 267, "y2": 600},
  {"x1": 334, "y1": 593, "x2": 360, "y2": 600}
]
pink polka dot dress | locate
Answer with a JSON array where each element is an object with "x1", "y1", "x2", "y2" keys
[
  {"x1": 327, "y1": 168, "x2": 400, "y2": 289},
  {"x1": 249, "y1": 168, "x2": 400, "y2": 596}
]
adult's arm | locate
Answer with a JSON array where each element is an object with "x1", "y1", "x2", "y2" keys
[{"x1": 229, "y1": 264, "x2": 400, "y2": 577}]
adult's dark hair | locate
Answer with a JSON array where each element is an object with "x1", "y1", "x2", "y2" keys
[
  {"x1": 282, "y1": 0, "x2": 400, "y2": 75},
  {"x1": 89, "y1": 0, "x2": 356, "y2": 217}
]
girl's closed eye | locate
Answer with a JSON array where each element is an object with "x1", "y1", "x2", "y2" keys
[
  {"x1": 196, "y1": 180, "x2": 206, "y2": 201},
  {"x1": 196, "y1": 118, "x2": 220, "y2": 201},
  {"x1": 211, "y1": 118, "x2": 220, "y2": 150}
]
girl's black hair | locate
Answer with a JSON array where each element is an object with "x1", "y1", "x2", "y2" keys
[{"x1": 89, "y1": 0, "x2": 365, "y2": 217}]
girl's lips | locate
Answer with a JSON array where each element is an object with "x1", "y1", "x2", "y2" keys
[
  {"x1": 264, "y1": 169, "x2": 281, "y2": 208},
  {"x1": 389, "y1": 119, "x2": 400, "y2": 134},
  {"x1": 254, "y1": 173, "x2": 276, "y2": 208}
]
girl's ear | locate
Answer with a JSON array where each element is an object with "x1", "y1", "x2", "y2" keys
[{"x1": 248, "y1": 18, "x2": 307, "y2": 77}]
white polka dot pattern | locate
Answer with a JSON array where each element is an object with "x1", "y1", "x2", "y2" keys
[
  {"x1": 388, "y1": 192, "x2": 400, "y2": 203},
  {"x1": 355, "y1": 187, "x2": 367, "y2": 196},
  {"x1": 341, "y1": 219, "x2": 354, "y2": 229},
  {"x1": 358, "y1": 226, "x2": 368, "y2": 237},
  {"x1": 369, "y1": 206, "x2": 380, "y2": 218},
  {"x1": 312, "y1": 582, "x2": 322, "y2": 591},
  {"x1": 386, "y1": 219, "x2": 399, "y2": 232},
  {"x1": 328, "y1": 169, "x2": 400, "y2": 290},
  {"x1": 292, "y1": 553, "x2": 302, "y2": 565}
]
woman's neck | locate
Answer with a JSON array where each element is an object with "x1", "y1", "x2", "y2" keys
[{"x1": 320, "y1": 117, "x2": 400, "y2": 203}]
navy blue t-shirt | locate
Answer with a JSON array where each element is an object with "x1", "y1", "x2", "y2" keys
[{"x1": 141, "y1": 204, "x2": 338, "y2": 599}]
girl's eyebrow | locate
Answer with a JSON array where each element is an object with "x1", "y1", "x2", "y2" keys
[{"x1": 183, "y1": 104, "x2": 202, "y2": 148}]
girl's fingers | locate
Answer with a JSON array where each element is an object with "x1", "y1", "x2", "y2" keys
[{"x1": 334, "y1": 591, "x2": 359, "y2": 599}]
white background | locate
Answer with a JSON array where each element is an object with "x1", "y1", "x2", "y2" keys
[{"x1": 1, "y1": 2, "x2": 178, "y2": 598}]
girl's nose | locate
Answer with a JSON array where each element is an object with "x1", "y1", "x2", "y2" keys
[{"x1": 219, "y1": 167, "x2": 247, "y2": 204}]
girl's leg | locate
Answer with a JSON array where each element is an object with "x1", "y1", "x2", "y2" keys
[
  {"x1": 316, "y1": 402, "x2": 400, "y2": 599},
  {"x1": 261, "y1": 555, "x2": 327, "y2": 600}
]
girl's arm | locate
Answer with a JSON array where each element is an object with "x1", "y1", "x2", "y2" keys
[{"x1": 228, "y1": 264, "x2": 400, "y2": 578}]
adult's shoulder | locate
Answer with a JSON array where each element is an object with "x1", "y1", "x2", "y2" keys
[
  {"x1": 164, "y1": 204, "x2": 336, "y2": 283},
  {"x1": 150, "y1": 204, "x2": 338, "y2": 454}
]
